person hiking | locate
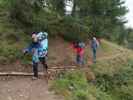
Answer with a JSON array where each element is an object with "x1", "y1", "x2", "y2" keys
[
  {"x1": 90, "y1": 37, "x2": 99, "y2": 63},
  {"x1": 23, "y1": 32, "x2": 48, "y2": 80},
  {"x1": 73, "y1": 41, "x2": 85, "y2": 65}
]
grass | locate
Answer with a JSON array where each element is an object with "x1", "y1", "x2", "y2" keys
[
  {"x1": 50, "y1": 40, "x2": 133, "y2": 100},
  {"x1": 0, "y1": 4, "x2": 133, "y2": 100},
  {"x1": 51, "y1": 58, "x2": 133, "y2": 100},
  {"x1": 92, "y1": 40, "x2": 133, "y2": 76},
  {"x1": 50, "y1": 70, "x2": 113, "y2": 100}
]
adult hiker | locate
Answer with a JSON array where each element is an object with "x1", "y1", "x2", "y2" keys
[
  {"x1": 73, "y1": 41, "x2": 85, "y2": 65},
  {"x1": 23, "y1": 32, "x2": 48, "y2": 80},
  {"x1": 90, "y1": 37, "x2": 99, "y2": 63}
]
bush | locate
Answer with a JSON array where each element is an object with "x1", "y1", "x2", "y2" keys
[
  {"x1": 95, "y1": 59, "x2": 133, "y2": 100},
  {"x1": 73, "y1": 90, "x2": 89, "y2": 100},
  {"x1": 51, "y1": 70, "x2": 113, "y2": 100}
]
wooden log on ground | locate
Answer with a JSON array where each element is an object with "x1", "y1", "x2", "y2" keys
[
  {"x1": 0, "y1": 66, "x2": 88, "y2": 77},
  {"x1": 0, "y1": 72, "x2": 44, "y2": 76},
  {"x1": 48, "y1": 66, "x2": 77, "y2": 69}
]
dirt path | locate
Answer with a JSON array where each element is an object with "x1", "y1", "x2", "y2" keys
[{"x1": 0, "y1": 77, "x2": 63, "y2": 100}]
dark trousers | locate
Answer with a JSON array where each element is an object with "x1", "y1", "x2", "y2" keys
[
  {"x1": 76, "y1": 54, "x2": 84, "y2": 65},
  {"x1": 33, "y1": 62, "x2": 38, "y2": 77},
  {"x1": 33, "y1": 57, "x2": 48, "y2": 77},
  {"x1": 92, "y1": 48, "x2": 97, "y2": 63}
]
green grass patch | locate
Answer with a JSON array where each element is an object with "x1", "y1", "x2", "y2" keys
[
  {"x1": 50, "y1": 70, "x2": 113, "y2": 100},
  {"x1": 50, "y1": 43, "x2": 133, "y2": 100},
  {"x1": 93, "y1": 58, "x2": 133, "y2": 100}
]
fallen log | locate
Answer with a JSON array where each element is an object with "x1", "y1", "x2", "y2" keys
[
  {"x1": 0, "y1": 72, "x2": 44, "y2": 76},
  {"x1": 0, "y1": 66, "x2": 88, "y2": 76}
]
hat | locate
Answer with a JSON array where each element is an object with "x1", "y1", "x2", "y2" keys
[{"x1": 31, "y1": 32, "x2": 38, "y2": 35}]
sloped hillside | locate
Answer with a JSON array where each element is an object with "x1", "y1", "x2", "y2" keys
[{"x1": 51, "y1": 40, "x2": 133, "y2": 100}]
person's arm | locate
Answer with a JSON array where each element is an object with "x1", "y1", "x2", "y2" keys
[{"x1": 23, "y1": 43, "x2": 33, "y2": 55}]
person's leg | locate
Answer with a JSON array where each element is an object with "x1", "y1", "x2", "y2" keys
[
  {"x1": 39, "y1": 57, "x2": 48, "y2": 81},
  {"x1": 93, "y1": 49, "x2": 97, "y2": 63},
  {"x1": 39, "y1": 57, "x2": 48, "y2": 72},
  {"x1": 76, "y1": 54, "x2": 78, "y2": 64},
  {"x1": 80, "y1": 55, "x2": 84, "y2": 65},
  {"x1": 33, "y1": 62, "x2": 38, "y2": 78},
  {"x1": 76, "y1": 54, "x2": 80, "y2": 64}
]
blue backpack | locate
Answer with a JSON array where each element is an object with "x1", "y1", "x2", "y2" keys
[{"x1": 37, "y1": 32, "x2": 48, "y2": 57}]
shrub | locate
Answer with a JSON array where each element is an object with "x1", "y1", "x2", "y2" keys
[
  {"x1": 95, "y1": 59, "x2": 133, "y2": 100},
  {"x1": 51, "y1": 70, "x2": 113, "y2": 100}
]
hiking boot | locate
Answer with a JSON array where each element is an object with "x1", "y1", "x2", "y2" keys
[{"x1": 32, "y1": 76, "x2": 38, "y2": 80}]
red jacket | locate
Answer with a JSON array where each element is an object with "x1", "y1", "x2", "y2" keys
[{"x1": 72, "y1": 43, "x2": 84, "y2": 56}]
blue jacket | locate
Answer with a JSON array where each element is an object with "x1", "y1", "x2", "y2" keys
[
  {"x1": 25, "y1": 39, "x2": 48, "y2": 63},
  {"x1": 91, "y1": 40, "x2": 98, "y2": 50},
  {"x1": 24, "y1": 32, "x2": 48, "y2": 63},
  {"x1": 24, "y1": 42, "x2": 40, "y2": 63}
]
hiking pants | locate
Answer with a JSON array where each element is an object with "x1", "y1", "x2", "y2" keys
[
  {"x1": 76, "y1": 54, "x2": 84, "y2": 65},
  {"x1": 33, "y1": 57, "x2": 48, "y2": 77},
  {"x1": 92, "y1": 48, "x2": 97, "y2": 63}
]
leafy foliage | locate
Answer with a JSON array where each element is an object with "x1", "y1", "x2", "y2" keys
[
  {"x1": 0, "y1": 0, "x2": 129, "y2": 42},
  {"x1": 51, "y1": 70, "x2": 113, "y2": 100},
  {"x1": 94, "y1": 58, "x2": 133, "y2": 100}
]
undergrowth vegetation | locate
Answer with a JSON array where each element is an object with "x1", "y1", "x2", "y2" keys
[
  {"x1": 51, "y1": 57, "x2": 133, "y2": 100},
  {"x1": 51, "y1": 70, "x2": 112, "y2": 100}
]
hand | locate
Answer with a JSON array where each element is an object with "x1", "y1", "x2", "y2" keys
[{"x1": 22, "y1": 49, "x2": 28, "y2": 55}]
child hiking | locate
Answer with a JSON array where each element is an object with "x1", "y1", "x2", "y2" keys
[
  {"x1": 73, "y1": 41, "x2": 85, "y2": 65},
  {"x1": 23, "y1": 32, "x2": 48, "y2": 80}
]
